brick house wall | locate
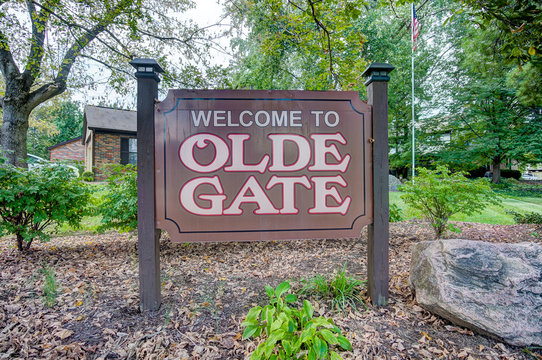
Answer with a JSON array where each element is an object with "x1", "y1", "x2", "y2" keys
[
  {"x1": 49, "y1": 138, "x2": 85, "y2": 162},
  {"x1": 93, "y1": 132, "x2": 136, "y2": 181}
]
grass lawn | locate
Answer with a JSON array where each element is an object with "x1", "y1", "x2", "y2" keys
[{"x1": 390, "y1": 191, "x2": 542, "y2": 225}]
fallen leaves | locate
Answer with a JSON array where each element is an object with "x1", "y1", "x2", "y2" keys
[{"x1": 0, "y1": 222, "x2": 540, "y2": 359}]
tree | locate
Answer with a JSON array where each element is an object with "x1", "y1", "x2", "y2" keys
[
  {"x1": 432, "y1": 25, "x2": 542, "y2": 183},
  {"x1": 458, "y1": 0, "x2": 542, "y2": 108},
  {"x1": 27, "y1": 99, "x2": 83, "y2": 158},
  {"x1": 227, "y1": 0, "x2": 368, "y2": 91},
  {"x1": 458, "y1": 0, "x2": 541, "y2": 67},
  {"x1": 0, "y1": 0, "x2": 218, "y2": 166},
  {"x1": 226, "y1": 0, "x2": 460, "y2": 178}
]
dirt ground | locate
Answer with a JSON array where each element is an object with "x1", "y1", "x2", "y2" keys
[{"x1": 0, "y1": 220, "x2": 541, "y2": 359}]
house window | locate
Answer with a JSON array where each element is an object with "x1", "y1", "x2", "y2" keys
[{"x1": 120, "y1": 138, "x2": 137, "y2": 165}]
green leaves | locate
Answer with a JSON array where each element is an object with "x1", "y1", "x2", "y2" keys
[
  {"x1": 241, "y1": 281, "x2": 352, "y2": 359},
  {"x1": 401, "y1": 166, "x2": 501, "y2": 238},
  {"x1": 95, "y1": 165, "x2": 137, "y2": 232},
  {"x1": 0, "y1": 159, "x2": 91, "y2": 251}
]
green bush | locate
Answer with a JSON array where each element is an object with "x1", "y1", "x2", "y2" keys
[
  {"x1": 299, "y1": 265, "x2": 367, "y2": 313},
  {"x1": 467, "y1": 166, "x2": 488, "y2": 179},
  {"x1": 389, "y1": 203, "x2": 403, "y2": 222},
  {"x1": 501, "y1": 169, "x2": 521, "y2": 180},
  {"x1": 242, "y1": 281, "x2": 352, "y2": 360},
  {"x1": 506, "y1": 210, "x2": 542, "y2": 225},
  {"x1": 95, "y1": 164, "x2": 137, "y2": 232},
  {"x1": 0, "y1": 157, "x2": 90, "y2": 251},
  {"x1": 82, "y1": 171, "x2": 94, "y2": 182},
  {"x1": 400, "y1": 166, "x2": 500, "y2": 238}
]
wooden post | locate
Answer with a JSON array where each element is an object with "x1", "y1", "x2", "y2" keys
[
  {"x1": 130, "y1": 58, "x2": 164, "y2": 311},
  {"x1": 362, "y1": 63, "x2": 394, "y2": 306}
]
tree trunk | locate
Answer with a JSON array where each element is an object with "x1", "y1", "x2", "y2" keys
[
  {"x1": 492, "y1": 157, "x2": 501, "y2": 184},
  {"x1": 1, "y1": 103, "x2": 31, "y2": 168}
]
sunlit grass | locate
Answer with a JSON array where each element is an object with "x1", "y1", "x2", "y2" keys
[{"x1": 390, "y1": 191, "x2": 542, "y2": 225}]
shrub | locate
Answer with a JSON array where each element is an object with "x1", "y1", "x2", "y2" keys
[
  {"x1": 82, "y1": 171, "x2": 94, "y2": 182},
  {"x1": 0, "y1": 157, "x2": 90, "y2": 251},
  {"x1": 389, "y1": 203, "x2": 403, "y2": 222},
  {"x1": 501, "y1": 169, "x2": 521, "y2": 180},
  {"x1": 299, "y1": 265, "x2": 367, "y2": 313},
  {"x1": 242, "y1": 281, "x2": 352, "y2": 360},
  {"x1": 492, "y1": 179, "x2": 542, "y2": 197},
  {"x1": 467, "y1": 166, "x2": 488, "y2": 179},
  {"x1": 96, "y1": 164, "x2": 137, "y2": 232},
  {"x1": 506, "y1": 210, "x2": 542, "y2": 225},
  {"x1": 400, "y1": 165, "x2": 500, "y2": 238}
]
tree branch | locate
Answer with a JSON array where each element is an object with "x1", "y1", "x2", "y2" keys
[
  {"x1": 306, "y1": 0, "x2": 335, "y2": 83},
  {"x1": 79, "y1": 54, "x2": 132, "y2": 77},
  {"x1": 22, "y1": 0, "x2": 57, "y2": 88},
  {"x1": 54, "y1": 0, "x2": 134, "y2": 85},
  {"x1": 0, "y1": 29, "x2": 21, "y2": 82}
]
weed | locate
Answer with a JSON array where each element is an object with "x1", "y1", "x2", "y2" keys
[
  {"x1": 163, "y1": 305, "x2": 172, "y2": 326},
  {"x1": 299, "y1": 265, "x2": 367, "y2": 313},
  {"x1": 523, "y1": 346, "x2": 542, "y2": 359},
  {"x1": 389, "y1": 203, "x2": 403, "y2": 222},
  {"x1": 40, "y1": 263, "x2": 58, "y2": 307}
]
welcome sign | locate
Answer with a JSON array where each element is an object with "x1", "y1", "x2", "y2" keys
[{"x1": 155, "y1": 90, "x2": 373, "y2": 242}]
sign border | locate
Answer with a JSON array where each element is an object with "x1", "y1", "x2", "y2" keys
[{"x1": 157, "y1": 94, "x2": 370, "y2": 237}]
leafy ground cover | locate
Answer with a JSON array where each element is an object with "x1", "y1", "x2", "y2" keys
[{"x1": 1, "y1": 221, "x2": 540, "y2": 359}]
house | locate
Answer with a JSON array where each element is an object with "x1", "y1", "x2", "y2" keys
[
  {"x1": 48, "y1": 136, "x2": 85, "y2": 162},
  {"x1": 82, "y1": 105, "x2": 136, "y2": 181}
]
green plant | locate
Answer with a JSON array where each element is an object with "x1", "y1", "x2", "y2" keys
[
  {"x1": 506, "y1": 210, "x2": 542, "y2": 225},
  {"x1": 299, "y1": 265, "x2": 367, "y2": 313},
  {"x1": 400, "y1": 165, "x2": 500, "y2": 238},
  {"x1": 40, "y1": 263, "x2": 58, "y2": 307},
  {"x1": 95, "y1": 164, "x2": 137, "y2": 232},
  {"x1": 242, "y1": 281, "x2": 352, "y2": 360},
  {"x1": 82, "y1": 171, "x2": 94, "y2": 182},
  {"x1": 500, "y1": 169, "x2": 521, "y2": 180},
  {"x1": 0, "y1": 157, "x2": 91, "y2": 251},
  {"x1": 389, "y1": 203, "x2": 403, "y2": 222}
]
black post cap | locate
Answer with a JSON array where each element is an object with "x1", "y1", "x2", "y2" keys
[
  {"x1": 362, "y1": 63, "x2": 395, "y2": 85},
  {"x1": 129, "y1": 58, "x2": 164, "y2": 81}
]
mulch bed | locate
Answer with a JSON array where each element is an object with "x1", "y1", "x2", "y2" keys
[{"x1": 1, "y1": 221, "x2": 541, "y2": 359}]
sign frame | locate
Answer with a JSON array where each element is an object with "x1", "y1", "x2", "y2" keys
[{"x1": 131, "y1": 59, "x2": 393, "y2": 311}]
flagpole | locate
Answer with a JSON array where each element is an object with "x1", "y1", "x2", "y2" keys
[{"x1": 411, "y1": 3, "x2": 416, "y2": 181}]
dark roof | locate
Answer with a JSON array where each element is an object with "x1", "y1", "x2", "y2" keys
[
  {"x1": 82, "y1": 105, "x2": 136, "y2": 143},
  {"x1": 47, "y1": 136, "x2": 82, "y2": 150}
]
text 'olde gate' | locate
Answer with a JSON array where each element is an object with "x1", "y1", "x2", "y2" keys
[{"x1": 154, "y1": 90, "x2": 373, "y2": 242}]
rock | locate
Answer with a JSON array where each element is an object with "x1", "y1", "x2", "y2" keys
[
  {"x1": 409, "y1": 239, "x2": 542, "y2": 347},
  {"x1": 389, "y1": 175, "x2": 402, "y2": 192}
]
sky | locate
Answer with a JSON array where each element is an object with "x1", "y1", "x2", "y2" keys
[{"x1": 73, "y1": 0, "x2": 230, "y2": 109}]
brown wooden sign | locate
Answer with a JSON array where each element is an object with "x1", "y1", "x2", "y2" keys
[{"x1": 155, "y1": 90, "x2": 373, "y2": 242}]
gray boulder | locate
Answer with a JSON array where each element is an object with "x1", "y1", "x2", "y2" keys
[
  {"x1": 389, "y1": 175, "x2": 402, "y2": 192},
  {"x1": 409, "y1": 239, "x2": 542, "y2": 347}
]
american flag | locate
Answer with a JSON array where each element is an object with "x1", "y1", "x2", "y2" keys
[{"x1": 412, "y1": 4, "x2": 419, "y2": 50}]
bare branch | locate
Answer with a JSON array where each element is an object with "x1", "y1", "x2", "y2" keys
[
  {"x1": 306, "y1": 0, "x2": 336, "y2": 84},
  {"x1": 79, "y1": 54, "x2": 132, "y2": 77},
  {"x1": 22, "y1": 0, "x2": 57, "y2": 88}
]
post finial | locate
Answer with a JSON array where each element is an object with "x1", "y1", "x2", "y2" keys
[
  {"x1": 129, "y1": 58, "x2": 164, "y2": 82},
  {"x1": 362, "y1": 63, "x2": 395, "y2": 86}
]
